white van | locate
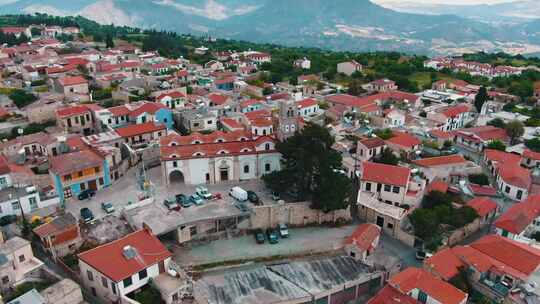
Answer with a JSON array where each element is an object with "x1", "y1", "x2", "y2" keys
[{"x1": 229, "y1": 187, "x2": 248, "y2": 202}]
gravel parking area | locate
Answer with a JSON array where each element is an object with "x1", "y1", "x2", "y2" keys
[{"x1": 172, "y1": 225, "x2": 357, "y2": 267}]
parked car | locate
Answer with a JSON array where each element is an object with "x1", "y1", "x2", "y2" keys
[
  {"x1": 266, "y1": 228, "x2": 279, "y2": 244},
  {"x1": 0, "y1": 215, "x2": 17, "y2": 226},
  {"x1": 163, "y1": 197, "x2": 180, "y2": 210},
  {"x1": 254, "y1": 229, "x2": 265, "y2": 244},
  {"x1": 271, "y1": 191, "x2": 280, "y2": 201},
  {"x1": 196, "y1": 186, "x2": 212, "y2": 199},
  {"x1": 278, "y1": 224, "x2": 289, "y2": 238},
  {"x1": 247, "y1": 191, "x2": 260, "y2": 204},
  {"x1": 189, "y1": 194, "x2": 204, "y2": 206},
  {"x1": 415, "y1": 250, "x2": 432, "y2": 261},
  {"x1": 235, "y1": 203, "x2": 250, "y2": 212},
  {"x1": 101, "y1": 202, "x2": 115, "y2": 214},
  {"x1": 78, "y1": 189, "x2": 95, "y2": 200},
  {"x1": 175, "y1": 194, "x2": 192, "y2": 207},
  {"x1": 229, "y1": 187, "x2": 248, "y2": 202},
  {"x1": 80, "y1": 208, "x2": 94, "y2": 224}
]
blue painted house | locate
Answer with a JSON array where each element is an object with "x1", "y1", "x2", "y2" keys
[
  {"x1": 128, "y1": 102, "x2": 174, "y2": 129},
  {"x1": 49, "y1": 149, "x2": 111, "y2": 204},
  {"x1": 215, "y1": 77, "x2": 235, "y2": 91}
]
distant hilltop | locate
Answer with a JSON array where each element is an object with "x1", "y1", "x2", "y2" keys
[{"x1": 1, "y1": 0, "x2": 540, "y2": 56}]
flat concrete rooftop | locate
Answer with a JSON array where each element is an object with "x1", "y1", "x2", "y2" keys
[{"x1": 123, "y1": 198, "x2": 248, "y2": 235}]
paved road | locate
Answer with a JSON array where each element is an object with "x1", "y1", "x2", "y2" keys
[
  {"x1": 379, "y1": 233, "x2": 421, "y2": 268},
  {"x1": 173, "y1": 225, "x2": 357, "y2": 267}
]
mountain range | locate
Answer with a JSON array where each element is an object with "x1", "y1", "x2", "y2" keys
[{"x1": 0, "y1": 0, "x2": 539, "y2": 56}]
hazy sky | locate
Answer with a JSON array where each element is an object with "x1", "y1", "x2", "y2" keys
[{"x1": 373, "y1": 0, "x2": 519, "y2": 4}]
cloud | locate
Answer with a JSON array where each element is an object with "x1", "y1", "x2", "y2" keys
[{"x1": 152, "y1": 0, "x2": 260, "y2": 20}]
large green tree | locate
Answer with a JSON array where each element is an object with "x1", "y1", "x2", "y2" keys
[
  {"x1": 505, "y1": 120, "x2": 525, "y2": 145},
  {"x1": 474, "y1": 86, "x2": 489, "y2": 112},
  {"x1": 262, "y1": 123, "x2": 352, "y2": 212}
]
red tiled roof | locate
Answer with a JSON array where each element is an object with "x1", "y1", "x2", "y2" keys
[
  {"x1": 56, "y1": 105, "x2": 90, "y2": 118},
  {"x1": 367, "y1": 285, "x2": 420, "y2": 304},
  {"x1": 524, "y1": 149, "x2": 540, "y2": 161},
  {"x1": 427, "y1": 180, "x2": 449, "y2": 193},
  {"x1": 78, "y1": 229, "x2": 171, "y2": 282},
  {"x1": 63, "y1": 57, "x2": 89, "y2": 66},
  {"x1": 46, "y1": 64, "x2": 77, "y2": 74},
  {"x1": 58, "y1": 76, "x2": 87, "y2": 87},
  {"x1": 244, "y1": 109, "x2": 271, "y2": 121},
  {"x1": 484, "y1": 149, "x2": 521, "y2": 165},
  {"x1": 413, "y1": 154, "x2": 467, "y2": 167},
  {"x1": 108, "y1": 105, "x2": 131, "y2": 117},
  {"x1": 296, "y1": 98, "x2": 318, "y2": 109},
  {"x1": 345, "y1": 223, "x2": 381, "y2": 252},
  {"x1": 208, "y1": 93, "x2": 229, "y2": 106},
  {"x1": 0, "y1": 27, "x2": 26, "y2": 34},
  {"x1": 466, "y1": 197, "x2": 498, "y2": 217},
  {"x1": 456, "y1": 126, "x2": 508, "y2": 143},
  {"x1": 389, "y1": 268, "x2": 467, "y2": 304},
  {"x1": 0, "y1": 155, "x2": 10, "y2": 175},
  {"x1": 494, "y1": 195, "x2": 540, "y2": 234},
  {"x1": 160, "y1": 130, "x2": 251, "y2": 147},
  {"x1": 361, "y1": 162, "x2": 410, "y2": 187},
  {"x1": 441, "y1": 104, "x2": 471, "y2": 118},
  {"x1": 468, "y1": 184, "x2": 498, "y2": 197},
  {"x1": 115, "y1": 122, "x2": 165, "y2": 138},
  {"x1": 160, "y1": 135, "x2": 276, "y2": 160},
  {"x1": 214, "y1": 76, "x2": 235, "y2": 85},
  {"x1": 386, "y1": 132, "x2": 421, "y2": 149},
  {"x1": 49, "y1": 150, "x2": 103, "y2": 176},
  {"x1": 497, "y1": 162, "x2": 531, "y2": 189},
  {"x1": 250, "y1": 117, "x2": 272, "y2": 127},
  {"x1": 240, "y1": 99, "x2": 262, "y2": 108},
  {"x1": 269, "y1": 92, "x2": 290, "y2": 100},
  {"x1": 129, "y1": 102, "x2": 167, "y2": 118},
  {"x1": 33, "y1": 213, "x2": 78, "y2": 246},
  {"x1": 370, "y1": 78, "x2": 395, "y2": 86},
  {"x1": 471, "y1": 234, "x2": 540, "y2": 276},
  {"x1": 425, "y1": 248, "x2": 465, "y2": 280},
  {"x1": 220, "y1": 118, "x2": 244, "y2": 130},
  {"x1": 156, "y1": 91, "x2": 185, "y2": 101},
  {"x1": 429, "y1": 129, "x2": 454, "y2": 139},
  {"x1": 359, "y1": 137, "x2": 386, "y2": 149},
  {"x1": 176, "y1": 70, "x2": 188, "y2": 77}
]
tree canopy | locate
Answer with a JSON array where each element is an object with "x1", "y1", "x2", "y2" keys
[
  {"x1": 262, "y1": 123, "x2": 352, "y2": 212},
  {"x1": 474, "y1": 86, "x2": 488, "y2": 112},
  {"x1": 505, "y1": 120, "x2": 525, "y2": 145},
  {"x1": 486, "y1": 140, "x2": 507, "y2": 151}
]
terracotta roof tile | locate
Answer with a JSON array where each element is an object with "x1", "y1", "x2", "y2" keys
[
  {"x1": 413, "y1": 155, "x2": 467, "y2": 167},
  {"x1": 386, "y1": 132, "x2": 421, "y2": 149},
  {"x1": 361, "y1": 162, "x2": 410, "y2": 187},
  {"x1": 115, "y1": 122, "x2": 165, "y2": 138},
  {"x1": 466, "y1": 197, "x2": 498, "y2": 217},
  {"x1": 389, "y1": 268, "x2": 467, "y2": 304},
  {"x1": 49, "y1": 150, "x2": 103, "y2": 176},
  {"x1": 345, "y1": 223, "x2": 381, "y2": 252},
  {"x1": 494, "y1": 195, "x2": 540, "y2": 234},
  {"x1": 425, "y1": 248, "x2": 465, "y2": 280},
  {"x1": 78, "y1": 229, "x2": 171, "y2": 282},
  {"x1": 367, "y1": 285, "x2": 420, "y2": 304}
]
